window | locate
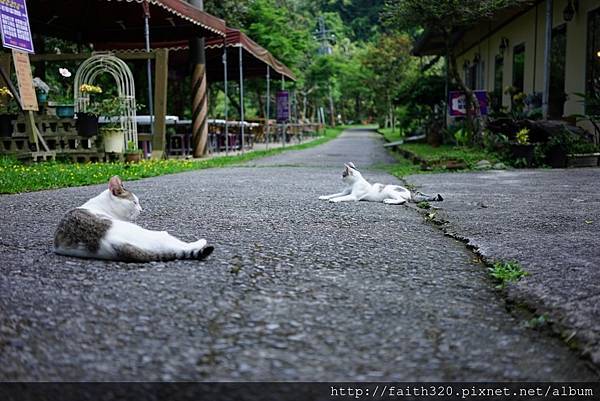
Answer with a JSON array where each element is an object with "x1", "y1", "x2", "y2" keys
[
  {"x1": 549, "y1": 24, "x2": 567, "y2": 119},
  {"x1": 512, "y1": 44, "x2": 525, "y2": 93},
  {"x1": 493, "y1": 55, "x2": 504, "y2": 110},
  {"x1": 478, "y1": 61, "x2": 485, "y2": 90},
  {"x1": 587, "y1": 7, "x2": 600, "y2": 115}
]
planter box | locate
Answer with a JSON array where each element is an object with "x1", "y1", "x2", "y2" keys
[
  {"x1": 55, "y1": 104, "x2": 75, "y2": 118},
  {"x1": 125, "y1": 152, "x2": 142, "y2": 163},
  {"x1": 509, "y1": 143, "x2": 535, "y2": 166},
  {"x1": 566, "y1": 153, "x2": 600, "y2": 168}
]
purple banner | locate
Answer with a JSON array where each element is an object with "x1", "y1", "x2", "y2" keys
[
  {"x1": 0, "y1": 0, "x2": 34, "y2": 53},
  {"x1": 276, "y1": 91, "x2": 289, "y2": 123},
  {"x1": 449, "y1": 90, "x2": 488, "y2": 117}
]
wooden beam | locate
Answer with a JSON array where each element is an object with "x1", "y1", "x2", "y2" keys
[
  {"x1": 151, "y1": 48, "x2": 169, "y2": 159},
  {"x1": 24, "y1": 110, "x2": 40, "y2": 149},
  {"x1": 29, "y1": 51, "x2": 156, "y2": 62}
]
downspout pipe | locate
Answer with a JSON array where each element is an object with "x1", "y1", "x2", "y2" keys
[{"x1": 542, "y1": 0, "x2": 553, "y2": 119}]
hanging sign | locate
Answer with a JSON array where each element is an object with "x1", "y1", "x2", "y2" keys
[
  {"x1": 276, "y1": 91, "x2": 289, "y2": 123},
  {"x1": 449, "y1": 90, "x2": 488, "y2": 117},
  {"x1": 12, "y1": 50, "x2": 38, "y2": 111},
  {"x1": 0, "y1": 0, "x2": 34, "y2": 53}
]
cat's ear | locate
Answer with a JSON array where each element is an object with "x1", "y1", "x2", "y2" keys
[
  {"x1": 108, "y1": 176, "x2": 124, "y2": 196},
  {"x1": 347, "y1": 162, "x2": 357, "y2": 170},
  {"x1": 344, "y1": 163, "x2": 354, "y2": 175}
]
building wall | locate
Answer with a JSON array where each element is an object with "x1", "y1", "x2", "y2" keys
[{"x1": 455, "y1": 0, "x2": 600, "y2": 124}]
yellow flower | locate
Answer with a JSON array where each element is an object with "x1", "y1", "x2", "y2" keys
[
  {"x1": 80, "y1": 84, "x2": 103, "y2": 94},
  {"x1": 0, "y1": 87, "x2": 13, "y2": 98}
]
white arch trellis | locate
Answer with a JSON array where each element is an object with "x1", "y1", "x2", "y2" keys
[{"x1": 74, "y1": 53, "x2": 138, "y2": 147}]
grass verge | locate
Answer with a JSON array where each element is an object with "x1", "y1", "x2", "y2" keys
[
  {"x1": 399, "y1": 143, "x2": 500, "y2": 167},
  {"x1": 377, "y1": 127, "x2": 405, "y2": 142},
  {"x1": 378, "y1": 142, "x2": 502, "y2": 179},
  {"x1": 0, "y1": 126, "x2": 346, "y2": 194}
]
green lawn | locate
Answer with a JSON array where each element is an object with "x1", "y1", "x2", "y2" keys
[
  {"x1": 378, "y1": 127, "x2": 405, "y2": 142},
  {"x1": 400, "y1": 143, "x2": 499, "y2": 166},
  {"x1": 380, "y1": 142, "x2": 501, "y2": 179},
  {"x1": 0, "y1": 126, "x2": 346, "y2": 194}
]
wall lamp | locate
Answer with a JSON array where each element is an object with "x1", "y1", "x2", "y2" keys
[{"x1": 563, "y1": 0, "x2": 579, "y2": 22}]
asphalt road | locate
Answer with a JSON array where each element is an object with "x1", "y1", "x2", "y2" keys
[
  {"x1": 0, "y1": 128, "x2": 596, "y2": 380},
  {"x1": 408, "y1": 167, "x2": 600, "y2": 367}
]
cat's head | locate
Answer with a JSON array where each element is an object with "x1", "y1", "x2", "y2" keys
[
  {"x1": 342, "y1": 162, "x2": 361, "y2": 183},
  {"x1": 107, "y1": 176, "x2": 142, "y2": 221}
]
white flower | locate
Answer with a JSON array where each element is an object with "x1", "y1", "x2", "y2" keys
[{"x1": 59, "y1": 68, "x2": 71, "y2": 78}]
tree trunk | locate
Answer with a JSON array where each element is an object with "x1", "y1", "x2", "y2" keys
[{"x1": 446, "y1": 35, "x2": 483, "y2": 143}]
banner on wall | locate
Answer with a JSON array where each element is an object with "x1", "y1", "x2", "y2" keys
[
  {"x1": 449, "y1": 90, "x2": 488, "y2": 117},
  {"x1": 276, "y1": 91, "x2": 289, "y2": 123}
]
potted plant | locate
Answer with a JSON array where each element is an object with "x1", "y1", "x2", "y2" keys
[
  {"x1": 75, "y1": 84, "x2": 103, "y2": 137},
  {"x1": 0, "y1": 86, "x2": 19, "y2": 137},
  {"x1": 33, "y1": 77, "x2": 50, "y2": 106},
  {"x1": 96, "y1": 96, "x2": 127, "y2": 153},
  {"x1": 124, "y1": 140, "x2": 143, "y2": 163},
  {"x1": 52, "y1": 67, "x2": 75, "y2": 118},
  {"x1": 509, "y1": 127, "x2": 535, "y2": 166}
]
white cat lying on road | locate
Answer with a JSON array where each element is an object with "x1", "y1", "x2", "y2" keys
[
  {"x1": 319, "y1": 162, "x2": 443, "y2": 205},
  {"x1": 54, "y1": 176, "x2": 214, "y2": 262}
]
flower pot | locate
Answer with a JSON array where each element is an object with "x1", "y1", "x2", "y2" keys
[
  {"x1": 76, "y1": 112, "x2": 99, "y2": 137},
  {"x1": 101, "y1": 127, "x2": 125, "y2": 153},
  {"x1": 566, "y1": 153, "x2": 600, "y2": 168},
  {"x1": 509, "y1": 143, "x2": 535, "y2": 166},
  {"x1": 0, "y1": 114, "x2": 16, "y2": 137},
  {"x1": 36, "y1": 92, "x2": 48, "y2": 105},
  {"x1": 55, "y1": 104, "x2": 75, "y2": 118},
  {"x1": 125, "y1": 152, "x2": 142, "y2": 163}
]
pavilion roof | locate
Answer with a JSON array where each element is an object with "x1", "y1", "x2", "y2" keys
[
  {"x1": 97, "y1": 27, "x2": 297, "y2": 82},
  {"x1": 28, "y1": 0, "x2": 226, "y2": 47}
]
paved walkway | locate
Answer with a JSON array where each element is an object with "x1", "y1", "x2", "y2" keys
[
  {"x1": 408, "y1": 168, "x2": 600, "y2": 366},
  {"x1": 0, "y1": 128, "x2": 596, "y2": 380}
]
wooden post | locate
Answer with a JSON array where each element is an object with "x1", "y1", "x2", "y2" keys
[{"x1": 151, "y1": 48, "x2": 169, "y2": 159}]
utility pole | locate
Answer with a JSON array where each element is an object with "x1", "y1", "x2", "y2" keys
[
  {"x1": 315, "y1": 16, "x2": 333, "y2": 56},
  {"x1": 314, "y1": 16, "x2": 335, "y2": 126},
  {"x1": 189, "y1": 0, "x2": 209, "y2": 157}
]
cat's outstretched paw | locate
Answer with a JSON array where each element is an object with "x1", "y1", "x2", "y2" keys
[
  {"x1": 193, "y1": 239, "x2": 208, "y2": 248},
  {"x1": 318, "y1": 195, "x2": 330, "y2": 200},
  {"x1": 383, "y1": 199, "x2": 406, "y2": 205}
]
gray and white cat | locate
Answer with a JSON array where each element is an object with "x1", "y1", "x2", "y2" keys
[
  {"x1": 319, "y1": 162, "x2": 443, "y2": 205},
  {"x1": 54, "y1": 176, "x2": 214, "y2": 262}
]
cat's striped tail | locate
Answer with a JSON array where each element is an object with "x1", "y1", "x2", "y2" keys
[{"x1": 112, "y1": 243, "x2": 214, "y2": 263}]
